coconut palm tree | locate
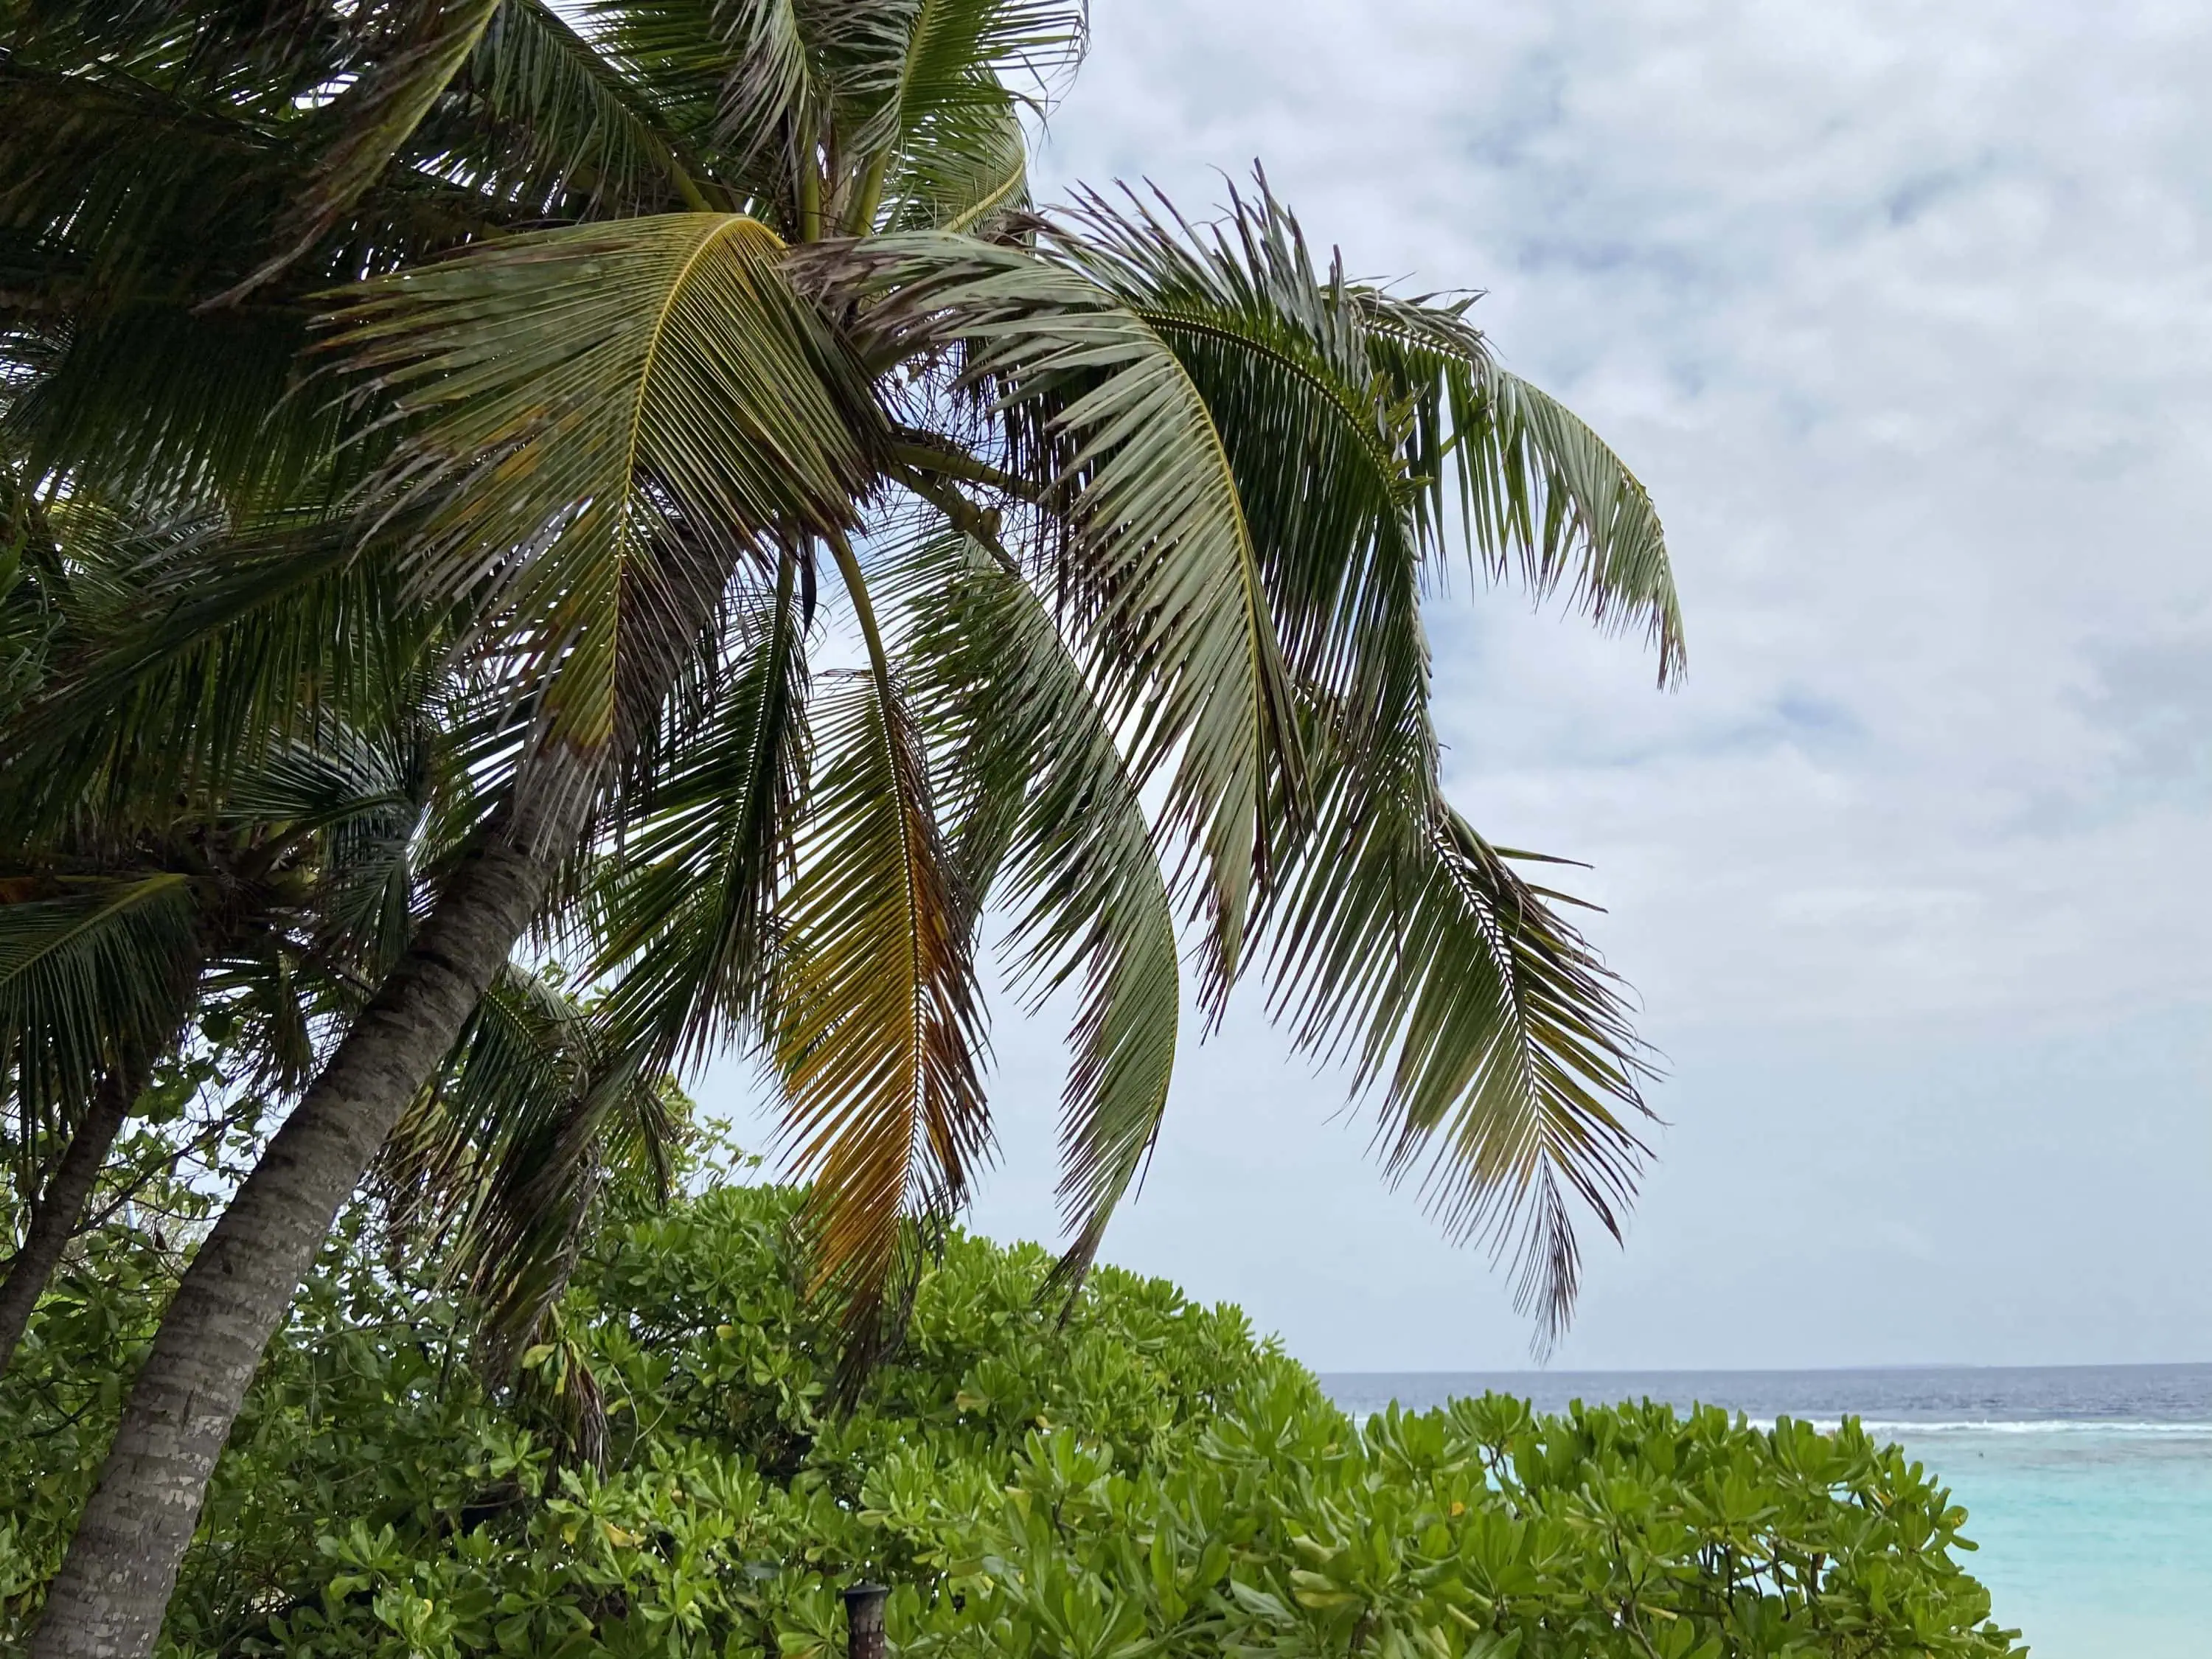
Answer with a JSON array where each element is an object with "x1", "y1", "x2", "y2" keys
[
  {"x1": 0, "y1": 490, "x2": 671, "y2": 1380},
  {"x1": 0, "y1": 514, "x2": 454, "y2": 1375},
  {"x1": 3, "y1": 0, "x2": 1683, "y2": 1648}
]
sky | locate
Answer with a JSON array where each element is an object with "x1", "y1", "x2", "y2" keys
[{"x1": 706, "y1": 0, "x2": 2212, "y2": 1371}]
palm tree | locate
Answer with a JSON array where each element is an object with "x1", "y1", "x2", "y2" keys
[
  {"x1": 0, "y1": 569, "x2": 453, "y2": 1374},
  {"x1": 4, "y1": 0, "x2": 1683, "y2": 1648}
]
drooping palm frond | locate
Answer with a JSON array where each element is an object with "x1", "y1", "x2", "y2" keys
[
  {"x1": 220, "y1": 697, "x2": 452, "y2": 979},
  {"x1": 1035, "y1": 179, "x2": 1668, "y2": 1339},
  {"x1": 2, "y1": 0, "x2": 354, "y2": 106},
  {"x1": 1263, "y1": 700, "x2": 1654, "y2": 1352},
  {"x1": 1359, "y1": 296, "x2": 1684, "y2": 685},
  {"x1": 0, "y1": 60, "x2": 335, "y2": 504},
  {"x1": 588, "y1": 547, "x2": 812, "y2": 1072},
  {"x1": 771, "y1": 638, "x2": 988, "y2": 1360},
  {"x1": 0, "y1": 874, "x2": 200, "y2": 1162},
  {"x1": 1048, "y1": 177, "x2": 1683, "y2": 698},
  {"x1": 378, "y1": 965, "x2": 677, "y2": 1375},
  {"x1": 1041, "y1": 182, "x2": 1425, "y2": 745},
  {"x1": 897, "y1": 522, "x2": 1175, "y2": 1289},
  {"x1": 706, "y1": 0, "x2": 820, "y2": 189},
  {"x1": 809, "y1": 232, "x2": 1302, "y2": 1004}
]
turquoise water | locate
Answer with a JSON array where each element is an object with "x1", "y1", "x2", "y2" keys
[
  {"x1": 1905, "y1": 1421, "x2": 2212, "y2": 1658},
  {"x1": 1321, "y1": 1366, "x2": 2212, "y2": 1659}
]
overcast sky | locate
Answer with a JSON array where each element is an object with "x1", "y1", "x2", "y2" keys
[{"x1": 708, "y1": 0, "x2": 2212, "y2": 1371}]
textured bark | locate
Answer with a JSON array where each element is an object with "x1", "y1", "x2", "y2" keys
[
  {"x1": 0, "y1": 1059, "x2": 142, "y2": 1377},
  {"x1": 29, "y1": 807, "x2": 572, "y2": 1659}
]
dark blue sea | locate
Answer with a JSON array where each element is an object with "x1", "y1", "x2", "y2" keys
[{"x1": 1320, "y1": 1364, "x2": 2212, "y2": 1659}]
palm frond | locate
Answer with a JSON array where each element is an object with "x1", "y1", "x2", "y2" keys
[
  {"x1": 224, "y1": 701, "x2": 451, "y2": 977},
  {"x1": 0, "y1": 515, "x2": 415, "y2": 838},
  {"x1": 844, "y1": 0, "x2": 1081, "y2": 231},
  {"x1": 897, "y1": 521, "x2": 1174, "y2": 1288},
  {"x1": 1265, "y1": 731, "x2": 1653, "y2": 1352},
  {"x1": 1043, "y1": 181, "x2": 1430, "y2": 767},
  {"x1": 588, "y1": 546, "x2": 813, "y2": 1071},
  {"x1": 808, "y1": 232, "x2": 1301, "y2": 1006},
  {"x1": 221, "y1": 0, "x2": 507, "y2": 302},
  {"x1": 379, "y1": 966, "x2": 676, "y2": 1371},
  {"x1": 1360, "y1": 296, "x2": 1684, "y2": 684},
  {"x1": 0, "y1": 874, "x2": 200, "y2": 1146},
  {"x1": 880, "y1": 97, "x2": 1027, "y2": 234},
  {"x1": 335, "y1": 212, "x2": 885, "y2": 777},
  {"x1": 1041, "y1": 181, "x2": 1672, "y2": 1341},
  {"x1": 434, "y1": 0, "x2": 717, "y2": 215},
  {"x1": 771, "y1": 655, "x2": 987, "y2": 1359},
  {"x1": 8, "y1": 304, "x2": 335, "y2": 512},
  {"x1": 574, "y1": 0, "x2": 736, "y2": 161}
]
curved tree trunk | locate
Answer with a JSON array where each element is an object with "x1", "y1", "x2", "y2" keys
[
  {"x1": 0, "y1": 1057, "x2": 145, "y2": 1377},
  {"x1": 29, "y1": 808, "x2": 571, "y2": 1658}
]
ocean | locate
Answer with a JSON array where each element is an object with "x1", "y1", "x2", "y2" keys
[{"x1": 1319, "y1": 1364, "x2": 2212, "y2": 1659}]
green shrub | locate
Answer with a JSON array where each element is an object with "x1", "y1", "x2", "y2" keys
[{"x1": 0, "y1": 1183, "x2": 2023, "y2": 1658}]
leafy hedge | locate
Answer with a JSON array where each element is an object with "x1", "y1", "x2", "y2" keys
[{"x1": 1, "y1": 1183, "x2": 2023, "y2": 1658}]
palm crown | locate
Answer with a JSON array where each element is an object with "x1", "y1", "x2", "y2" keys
[
  {"x1": 5, "y1": 1, "x2": 1685, "y2": 1644},
  {"x1": 5, "y1": 0, "x2": 1682, "y2": 1338}
]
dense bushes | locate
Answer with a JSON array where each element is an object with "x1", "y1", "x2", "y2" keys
[{"x1": 1, "y1": 1182, "x2": 2022, "y2": 1658}]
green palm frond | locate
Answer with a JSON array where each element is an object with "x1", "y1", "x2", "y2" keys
[
  {"x1": 7, "y1": 304, "x2": 335, "y2": 512},
  {"x1": 843, "y1": 0, "x2": 1082, "y2": 232},
  {"x1": 575, "y1": 0, "x2": 736, "y2": 161},
  {"x1": 1040, "y1": 179, "x2": 1669, "y2": 1339},
  {"x1": 0, "y1": 58, "x2": 293, "y2": 296},
  {"x1": 220, "y1": 0, "x2": 506, "y2": 302},
  {"x1": 1266, "y1": 737, "x2": 1652, "y2": 1351},
  {"x1": 589, "y1": 547, "x2": 813, "y2": 1070},
  {"x1": 1, "y1": 515, "x2": 414, "y2": 838},
  {"x1": 706, "y1": 0, "x2": 818, "y2": 186},
  {"x1": 1360, "y1": 295, "x2": 1684, "y2": 684},
  {"x1": 1043, "y1": 181, "x2": 1428, "y2": 767},
  {"x1": 453, "y1": 0, "x2": 717, "y2": 214},
  {"x1": 898, "y1": 522, "x2": 1175, "y2": 1289},
  {"x1": 4, "y1": 0, "x2": 352, "y2": 102},
  {"x1": 335, "y1": 212, "x2": 886, "y2": 767},
  {"x1": 880, "y1": 98, "x2": 1027, "y2": 233},
  {"x1": 379, "y1": 966, "x2": 676, "y2": 1371},
  {"x1": 812, "y1": 232, "x2": 1301, "y2": 1004},
  {"x1": 0, "y1": 874, "x2": 200, "y2": 1147},
  {"x1": 224, "y1": 705, "x2": 450, "y2": 976},
  {"x1": 771, "y1": 644, "x2": 988, "y2": 1357},
  {"x1": 0, "y1": 60, "x2": 338, "y2": 503}
]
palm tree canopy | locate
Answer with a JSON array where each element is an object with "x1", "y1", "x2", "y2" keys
[{"x1": 1, "y1": 0, "x2": 1684, "y2": 1351}]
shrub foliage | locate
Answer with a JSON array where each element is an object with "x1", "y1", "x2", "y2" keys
[{"x1": 1, "y1": 1183, "x2": 2023, "y2": 1658}]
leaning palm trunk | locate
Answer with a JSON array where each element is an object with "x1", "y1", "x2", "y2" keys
[
  {"x1": 0, "y1": 1057, "x2": 145, "y2": 1376},
  {"x1": 29, "y1": 798, "x2": 574, "y2": 1655}
]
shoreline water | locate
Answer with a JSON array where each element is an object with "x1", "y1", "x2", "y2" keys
[{"x1": 1318, "y1": 1363, "x2": 2212, "y2": 1659}]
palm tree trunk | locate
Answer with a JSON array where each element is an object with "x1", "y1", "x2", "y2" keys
[
  {"x1": 29, "y1": 803, "x2": 573, "y2": 1658},
  {"x1": 0, "y1": 1056, "x2": 145, "y2": 1377}
]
